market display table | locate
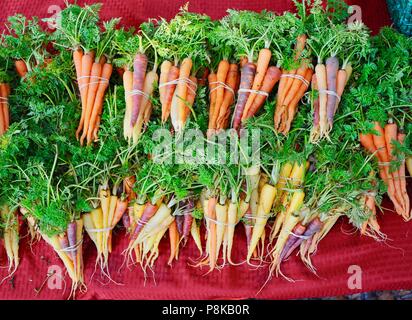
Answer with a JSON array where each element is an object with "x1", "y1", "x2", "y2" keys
[{"x1": 1, "y1": 0, "x2": 411, "y2": 300}]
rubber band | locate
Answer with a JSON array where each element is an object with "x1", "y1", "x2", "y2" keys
[
  {"x1": 136, "y1": 218, "x2": 148, "y2": 228},
  {"x1": 158, "y1": 78, "x2": 198, "y2": 95},
  {"x1": 289, "y1": 231, "x2": 311, "y2": 240},
  {"x1": 318, "y1": 89, "x2": 341, "y2": 102},
  {"x1": 78, "y1": 76, "x2": 109, "y2": 91},
  {"x1": 204, "y1": 215, "x2": 237, "y2": 227},
  {"x1": 85, "y1": 226, "x2": 114, "y2": 233},
  {"x1": 58, "y1": 239, "x2": 83, "y2": 253},
  {"x1": 0, "y1": 97, "x2": 8, "y2": 102},
  {"x1": 378, "y1": 161, "x2": 392, "y2": 167},
  {"x1": 281, "y1": 74, "x2": 310, "y2": 87},
  {"x1": 280, "y1": 176, "x2": 303, "y2": 183},
  {"x1": 209, "y1": 81, "x2": 235, "y2": 97},
  {"x1": 125, "y1": 89, "x2": 150, "y2": 99},
  {"x1": 279, "y1": 187, "x2": 303, "y2": 192},
  {"x1": 238, "y1": 88, "x2": 269, "y2": 97},
  {"x1": 362, "y1": 191, "x2": 377, "y2": 197}
]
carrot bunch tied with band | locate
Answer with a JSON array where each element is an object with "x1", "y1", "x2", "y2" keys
[
  {"x1": 113, "y1": 28, "x2": 158, "y2": 145},
  {"x1": 52, "y1": 3, "x2": 118, "y2": 146},
  {"x1": 360, "y1": 120, "x2": 410, "y2": 220},
  {"x1": 206, "y1": 20, "x2": 239, "y2": 135},
  {"x1": 213, "y1": 10, "x2": 293, "y2": 133},
  {"x1": 147, "y1": 4, "x2": 211, "y2": 134},
  {"x1": 273, "y1": 34, "x2": 313, "y2": 135},
  {"x1": 305, "y1": 7, "x2": 370, "y2": 142}
]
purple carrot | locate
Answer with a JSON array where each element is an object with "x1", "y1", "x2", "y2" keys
[
  {"x1": 313, "y1": 96, "x2": 320, "y2": 128},
  {"x1": 280, "y1": 223, "x2": 306, "y2": 261},
  {"x1": 325, "y1": 56, "x2": 339, "y2": 127},
  {"x1": 131, "y1": 202, "x2": 158, "y2": 240},
  {"x1": 122, "y1": 211, "x2": 131, "y2": 230},
  {"x1": 67, "y1": 221, "x2": 77, "y2": 269},
  {"x1": 231, "y1": 62, "x2": 256, "y2": 131},
  {"x1": 282, "y1": 217, "x2": 323, "y2": 261},
  {"x1": 131, "y1": 53, "x2": 148, "y2": 127},
  {"x1": 59, "y1": 234, "x2": 69, "y2": 252},
  {"x1": 175, "y1": 214, "x2": 184, "y2": 237},
  {"x1": 182, "y1": 199, "x2": 195, "y2": 245}
]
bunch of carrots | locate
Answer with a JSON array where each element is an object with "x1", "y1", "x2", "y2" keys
[
  {"x1": 53, "y1": 5, "x2": 117, "y2": 146},
  {"x1": 83, "y1": 184, "x2": 129, "y2": 275},
  {"x1": 169, "y1": 199, "x2": 198, "y2": 265},
  {"x1": 310, "y1": 57, "x2": 352, "y2": 142},
  {"x1": 274, "y1": 35, "x2": 313, "y2": 135},
  {"x1": 0, "y1": 83, "x2": 10, "y2": 135},
  {"x1": 160, "y1": 57, "x2": 198, "y2": 133},
  {"x1": 73, "y1": 48, "x2": 113, "y2": 146},
  {"x1": 360, "y1": 120, "x2": 410, "y2": 221},
  {"x1": 124, "y1": 197, "x2": 177, "y2": 275},
  {"x1": 207, "y1": 59, "x2": 239, "y2": 134},
  {"x1": 23, "y1": 207, "x2": 85, "y2": 297},
  {"x1": 121, "y1": 36, "x2": 158, "y2": 144},
  {"x1": 268, "y1": 161, "x2": 306, "y2": 278},
  {"x1": 0, "y1": 206, "x2": 20, "y2": 283},
  {"x1": 196, "y1": 188, "x2": 251, "y2": 272}
]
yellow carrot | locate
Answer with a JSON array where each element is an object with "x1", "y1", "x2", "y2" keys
[{"x1": 247, "y1": 184, "x2": 277, "y2": 261}]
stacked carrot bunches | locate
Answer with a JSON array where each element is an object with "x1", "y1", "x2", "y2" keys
[{"x1": 0, "y1": 1, "x2": 411, "y2": 297}]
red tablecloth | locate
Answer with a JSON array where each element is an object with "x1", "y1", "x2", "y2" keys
[{"x1": 1, "y1": 0, "x2": 410, "y2": 300}]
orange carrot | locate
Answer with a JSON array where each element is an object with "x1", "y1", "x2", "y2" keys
[
  {"x1": 359, "y1": 133, "x2": 377, "y2": 154},
  {"x1": 244, "y1": 66, "x2": 281, "y2": 120},
  {"x1": 216, "y1": 64, "x2": 238, "y2": 129},
  {"x1": 183, "y1": 75, "x2": 198, "y2": 122},
  {"x1": 334, "y1": 68, "x2": 347, "y2": 115},
  {"x1": 76, "y1": 52, "x2": 94, "y2": 139},
  {"x1": 80, "y1": 61, "x2": 102, "y2": 145},
  {"x1": 86, "y1": 63, "x2": 113, "y2": 145},
  {"x1": 0, "y1": 89, "x2": 5, "y2": 135},
  {"x1": 294, "y1": 34, "x2": 307, "y2": 60},
  {"x1": 15, "y1": 60, "x2": 28, "y2": 78},
  {"x1": 274, "y1": 70, "x2": 289, "y2": 128},
  {"x1": 371, "y1": 122, "x2": 404, "y2": 216},
  {"x1": 108, "y1": 197, "x2": 129, "y2": 252},
  {"x1": 397, "y1": 132, "x2": 410, "y2": 220},
  {"x1": 159, "y1": 60, "x2": 172, "y2": 109},
  {"x1": 0, "y1": 83, "x2": 9, "y2": 133},
  {"x1": 168, "y1": 220, "x2": 178, "y2": 265},
  {"x1": 172, "y1": 58, "x2": 193, "y2": 132},
  {"x1": 242, "y1": 48, "x2": 272, "y2": 119},
  {"x1": 214, "y1": 59, "x2": 230, "y2": 119},
  {"x1": 162, "y1": 65, "x2": 179, "y2": 123},
  {"x1": 384, "y1": 120, "x2": 404, "y2": 211},
  {"x1": 207, "y1": 72, "x2": 218, "y2": 132},
  {"x1": 281, "y1": 63, "x2": 308, "y2": 108},
  {"x1": 73, "y1": 48, "x2": 83, "y2": 82},
  {"x1": 279, "y1": 69, "x2": 297, "y2": 107},
  {"x1": 282, "y1": 68, "x2": 313, "y2": 134}
]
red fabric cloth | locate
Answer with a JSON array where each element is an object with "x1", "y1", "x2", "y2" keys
[{"x1": 1, "y1": 0, "x2": 409, "y2": 300}]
